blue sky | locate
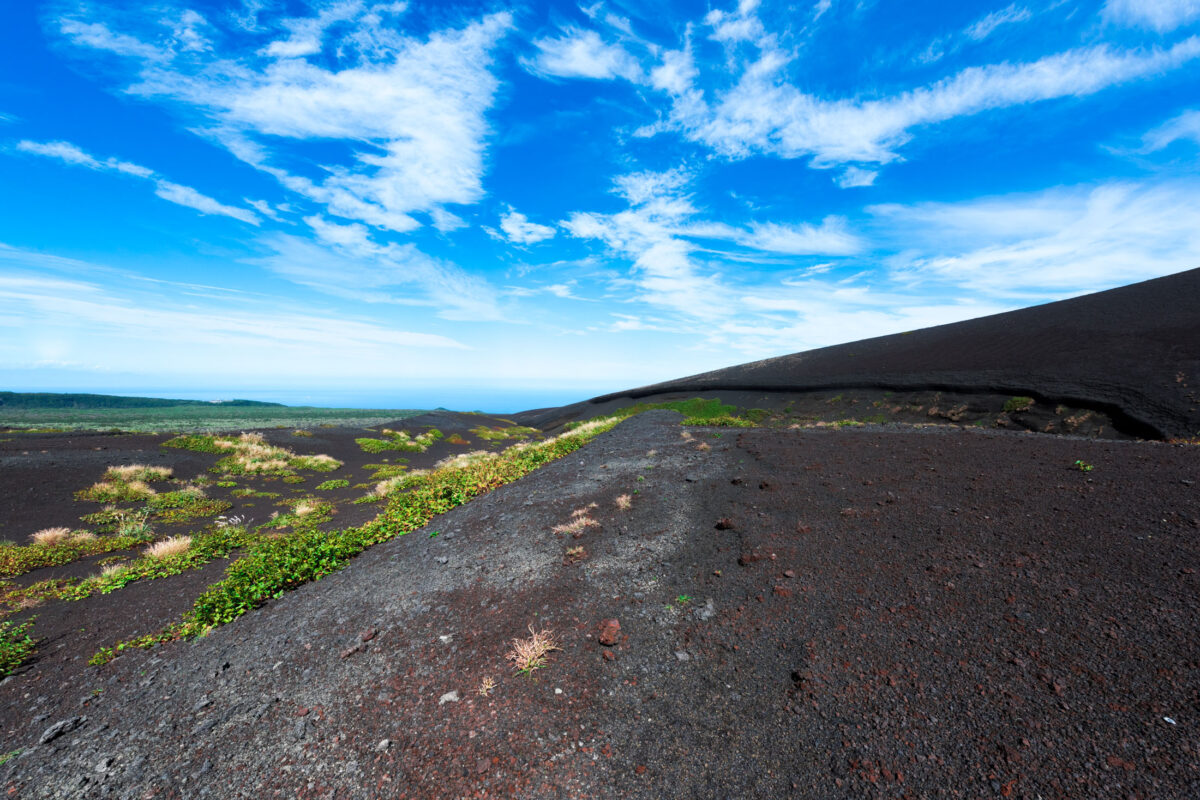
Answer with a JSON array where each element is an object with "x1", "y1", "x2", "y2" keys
[{"x1": 1, "y1": 0, "x2": 1199, "y2": 410}]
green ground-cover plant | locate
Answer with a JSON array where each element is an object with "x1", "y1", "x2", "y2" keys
[
  {"x1": 148, "y1": 489, "x2": 233, "y2": 524},
  {"x1": 0, "y1": 531, "x2": 154, "y2": 578},
  {"x1": 315, "y1": 479, "x2": 350, "y2": 491},
  {"x1": 0, "y1": 618, "x2": 36, "y2": 676},
  {"x1": 231, "y1": 488, "x2": 279, "y2": 499},
  {"x1": 574, "y1": 397, "x2": 762, "y2": 428},
  {"x1": 363, "y1": 463, "x2": 408, "y2": 480},
  {"x1": 1004, "y1": 396, "x2": 1036, "y2": 413},
  {"x1": 355, "y1": 427, "x2": 444, "y2": 454}
]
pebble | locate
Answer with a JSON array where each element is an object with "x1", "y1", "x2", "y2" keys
[
  {"x1": 39, "y1": 716, "x2": 86, "y2": 745},
  {"x1": 438, "y1": 690, "x2": 460, "y2": 705},
  {"x1": 375, "y1": 739, "x2": 391, "y2": 752},
  {"x1": 675, "y1": 651, "x2": 691, "y2": 662},
  {"x1": 597, "y1": 619, "x2": 621, "y2": 646}
]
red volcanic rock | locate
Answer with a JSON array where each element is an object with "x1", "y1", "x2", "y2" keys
[{"x1": 597, "y1": 618, "x2": 621, "y2": 646}]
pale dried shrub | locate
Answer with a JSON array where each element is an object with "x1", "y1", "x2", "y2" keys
[
  {"x1": 680, "y1": 431, "x2": 693, "y2": 441},
  {"x1": 292, "y1": 500, "x2": 319, "y2": 516},
  {"x1": 615, "y1": 494, "x2": 632, "y2": 510},
  {"x1": 552, "y1": 514, "x2": 599, "y2": 536},
  {"x1": 696, "y1": 442, "x2": 711, "y2": 452},
  {"x1": 478, "y1": 676, "x2": 496, "y2": 697},
  {"x1": 239, "y1": 458, "x2": 289, "y2": 473},
  {"x1": 565, "y1": 546, "x2": 585, "y2": 563},
  {"x1": 505, "y1": 625, "x2": 560, "y2": 675},
  {"x1": 373, "y1": 475, "x2": 407, "y2": 497},
  {"x1": 144, "y1": 536, "x2": 192, "y2": 559},
  {"x1": 31, "y1": 527, "x2": 72, "y2": 546},
  {"x1": 646, "y1": 449, "x2": 657, "y2": 457},
  {"x1": 238, "y1": 432, "x2": 265, "y2": 445},
  {"x1": 125, "y1": 480, "x2": 157, "y2": 499},
  {"x1": 101, "y1": 562, "x2": 129, "y2": 577},
  {"x1": 71, "y1": 531, "x2": 96, "y2": 542},
  {"x1": 435, "y1": 450, "x2": 496, "y2": 470},
  {"x1": 106, "y1": 463, "x2": 171, "y2": 482}
]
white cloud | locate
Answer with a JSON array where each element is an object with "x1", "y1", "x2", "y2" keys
[
  {"x1": 1103, "y1": 0, "x2": 1200, "y2": 32},
  {"x1": 57, "y1": 8, "x2": 513, "y2": 234},
  {"x1": 499, "y1": 209, "x2": 555, "y2": 245},
  {"x1": 705, "y1": 0, "x2": 766, "y2": 43},
  {"x1": 738, "y1": 218, "x2": 863, "y2": 255},
  {"x1": 245, "y1": 198, "x2": 284, "y2": 221},
  {"x1": 304, "y1": 214, "x2": 373, "y2": 248},
  {"x1": 874, "y1": 179, "x2": 1200, "y2": 295},
  {"x1": 153, "y1": 181, "x2": 260, "y2": 224},
  {"x1": 649, "y1": 47, "x2": 698, "y2": 95},
  {"x1": 525, "y1": 27, "x2": 642, "y2": 80},
  {"x1": 676, "y1": 37, "x2": 1200, "y2": 168},
  {"x1": 813, "y1": 0, "x2": 832, "y2": 22},
  {"x1": 965, "y1": 5, "x2": 1031, "y2": 41},
  {"x1": 1140, "y1": 109, "x2": 1200, "y2": 150},
  {"x1": 17, "y1": 139, "x2": 258, "y2": 224},
  {"x1": 835, "y1": 166, "x2": 878, "y2": 188}
]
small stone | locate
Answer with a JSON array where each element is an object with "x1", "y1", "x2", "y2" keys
[
  {"x1": 360, "y1": 628, "x2": 378, "y2": 642},
  {"x1": 597, "y1": 619, "x2": 621, "y2": 646},
  {"x1": 714, "y1": 518, "x2": 735, "y2": 530},
  {"x1": 783, "y1": 570, "x2": 795, "y2": 579},
  {"x1": 602, "y1": 650, "x2": 616, "y2": 662},
  {"x1": 476, "y1": 757, "x2": 490, "y2": 774},
  {"x1": 438, "y1": 690, "x2": 460, "y2": 705},
  {"x1": 554, "y1": 688, "x2": 563, "y2": 695},
  {"x1": 375, "y1": 739, "x2": 391, "y2": 752},
  {"x1": 340, "y1": 644, "x2": 363, "y2": 659},
  {"x1": 435, "y1": 556, "x2": 449, "y2": 565},
  {"x1": 194, "y1": 698, "x2": 212, "y2": 711},
  {"x1": 674, "y1": 651, "x2": 690, "y2": 662},
  {"x1": 39, "y1": 716, "x2": 86, "y2": 745},
  {"x1": 773, "y1": 586, "x2": 793, "y2": 599},
  {"x1": 95, "y1": 757, "x2": 113, "y2": 774}
]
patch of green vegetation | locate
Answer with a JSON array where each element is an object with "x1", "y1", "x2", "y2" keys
[
  {"x1": 1004, "y1": 396, "x2": 1035, "y2": 413},
  {"x1": 0, "y1": 750, "x2": 20, "y2": 766},
  {"x1": 147, "y1": 490, "x2": 232, "y2": 524},
  {"x1": 215, "y1": 480, "x2": 237, "y2": 488},
  {"x1": 1073, "y1": 459, "x2": 1094, "y2": 472},
  {"x1": 162, "y1": 434, "x2": 223, "y2": 453},
  {"x1": 74, "y1": 480, "x2": 157, "y2": 503},
  {"x1": 356, "y1": 427, "x2": 444, "y2": 453},
  {"x1": 469, "y1": 425, "x2": 539, "y2": 442},
  {"x1": 315, "y1": 479, "x2": 350, "y2": 491},
  {"x1": 0, "y1": 532, "x2": 154, "y2": 578},
  {"x1": 583, "y1": 398, "x2": 759, "y2": 428},
  {"x1": 687, "y1": 414, "x2": 755, "y2": 427},
  {"x1": 363, "y1": 463, "x2": 408, "y2": 480},
  {"x1": 282, "y1": 476, "x2": 306, "y2": 484},
  {"x1": 0, "y1": 618, "x2": 36, "y2": 677},
  {"x1": 166, "y1": 432, "x2": 342, "y2": 476},
  {"x1": 231, "y1": 488, "x2": 279, "y2": 499},
  {"x1": 291, "y1": 430, "x2": 313, "y2": 437}
]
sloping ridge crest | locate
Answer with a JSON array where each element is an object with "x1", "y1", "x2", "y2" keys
[{"x1": 528, "y1": 268, "x2": 1200, "y2": 440}]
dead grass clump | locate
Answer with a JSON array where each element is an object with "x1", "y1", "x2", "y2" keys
[
  {"x1": 552, "y1": 506, "x2": 600, "y2": 536},
  {"x1": 435, "y1": 450, "x2": 497, "y2": 470},
  {"x1": 125, "y1": 480, "x2": 156, "y2": 499},
  {"x1": 105, "y1": 464, "x2": 172, "y2": 482},
  {"x1": 292, "y1": 500, "x2": 319, "y2": 516},
  {"x1": 615, "y1": 494, "x2": 632, "y2": 510},
  {"x1": 696, "y1": 442, "x2": 711, "y2": 452},
  {"x1": 101, "y1": 561, "x2": 129, "y2": 577},
  {"x1": 478, "y1": 676, "x2": 496, "y2": 696},
  {"x1": 506, "y1": 625, "x2": 560, "y2": 676},
  {"x1": 31, "y1": 527, "x2": 72, "y2": 546},
  {"x1": 565, "y1": 545, "x2": 586, "y2": 563},
  {"x1": 144, "y1": 536, "x2": 192, "y2": 559}
]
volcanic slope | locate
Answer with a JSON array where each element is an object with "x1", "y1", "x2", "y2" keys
[{"x1": 518, "y1": 267, "x2": 1200, "y2": 440}]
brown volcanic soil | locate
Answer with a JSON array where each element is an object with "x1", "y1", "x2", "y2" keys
[
  {"x1": 518, "y1": 268, "x2": 1200, "y2": 440},
  {"x1": 2, "y1": 411, "x2": 1196, "y2": 798}
]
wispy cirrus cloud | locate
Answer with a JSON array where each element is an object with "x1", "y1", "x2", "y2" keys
[
  {"x1": 17, "y1": 139, "x2": 259, "y2": 224},
  {"x1": 965, "y1": 4, "x2": 1031, "y2": 41},
  {"x1": 873, "y1": 179, "x2": 1200, "y2": 296},
  {"x1": 1139, "y1": 109, "x2": 1200, "y2": 150},
  {"x1": 1103, "y1": 0, "x2": 1200, "y2": 32},
  {"x1": 55, "y1": 4, "x2": 513, "y2": 233}
]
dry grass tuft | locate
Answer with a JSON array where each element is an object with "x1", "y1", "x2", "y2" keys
[
  {"x1": 435, "y1": 450, "x2": 497, "y2": 470},
  {"x1": 31, "y1": 527, "x2": 72, "y2": 546},
  {"x1": 552, "y1": 507, "x2": 600, "y2": 536},
  {"x1": 292, "y1": 500, "x2": 319, "y2": 516},
  {"x1": 696, "y1": 442, "x2": 711, "y2": 452},
  {"x1": 144, "y1": 536, "x2": 192, "y2": 560},
  {"x1": 565, "y1": 545, "x2": 586, "y2": 563},
  {"x1": 506, "y1": 625, "x2": 560, "y2": 675},
  {"x1": 105, "y1": 464, "x2": 173, "y2": 482},
  {"x1": 101, "y1": 561, "x2": 129, "y2": 577},
  {"x1": 125, "y1": 480, "x2": 157, "y2": 498},
  {"x1": 71, "y1": 531, "x2": 97, "y2": 542},
  {"x1": 478, "y1": 676, "x2": 496, "y2": 697},
  {"x1": 615, "y1": 494, "x2": 632, "y2": 510}
]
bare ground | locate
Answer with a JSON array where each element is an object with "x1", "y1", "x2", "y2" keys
[{"x1": 2, "y1": 410, "x2": 1197, "y2": 798}]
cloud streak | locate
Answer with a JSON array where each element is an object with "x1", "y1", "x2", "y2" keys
[{"x1": 17, "y1": 139, "x2": 259, "y2": 224}]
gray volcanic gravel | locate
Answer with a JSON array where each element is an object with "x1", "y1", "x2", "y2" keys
[{"x1": 3, "y1": 411, "x2": 1198, "y2": 798}]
